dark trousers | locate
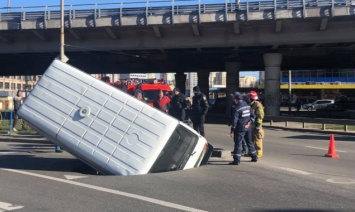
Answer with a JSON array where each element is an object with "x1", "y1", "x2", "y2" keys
[
  {"x1": 170, "y1": 109, "x2": 186, "y2": 121},
  {"x1": 243, "y1": 127, "x2": 252, "y2": 152},
  {"x1": 192, "y1": 115, "x2": 205, "y2": 137},
  {"x1": 232, "y1": 129, "x2": 257, "y2": 162},
  {"x1": 232, "y1": 130, "x2": 247, "y2": 163}
]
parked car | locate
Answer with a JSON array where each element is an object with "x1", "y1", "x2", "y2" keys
[{"x1": 302, "y1": 99, "x2": 334, "y2": 111}]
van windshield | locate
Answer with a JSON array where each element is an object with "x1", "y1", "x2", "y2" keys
[{"x1": 149, "y1": 125, "x2": 198, "y2": 173}]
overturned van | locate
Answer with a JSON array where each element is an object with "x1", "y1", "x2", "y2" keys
[{"x1": 18, "y1": 59, "x2": 213, "y2": 175}]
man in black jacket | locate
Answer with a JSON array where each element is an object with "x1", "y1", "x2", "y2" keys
[
  {"x1": 191, "y1": 86, "x2": 209, "y2": 137},
  {"x1": 169, "y1": 88, "x2": 186, "y2": 121}
]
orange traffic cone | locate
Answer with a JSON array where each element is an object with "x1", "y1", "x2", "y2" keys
[{"x1": 324, "y1": 134, "x2": 339, "y2": 158}]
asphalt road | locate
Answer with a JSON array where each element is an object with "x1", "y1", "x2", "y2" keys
[{"x1": 0, "y1": 125, "x2": 354, "y2": 212}]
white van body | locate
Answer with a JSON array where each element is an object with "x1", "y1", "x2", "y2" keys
[{"x1": 18, "y1": 59, "x2": 212, "y2": 175}]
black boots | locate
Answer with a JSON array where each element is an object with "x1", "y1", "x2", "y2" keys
[{"x1": 228, "y1": 161, "x2": 240, "y2": 165}]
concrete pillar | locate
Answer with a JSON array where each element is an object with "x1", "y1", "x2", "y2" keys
[
  {"x1": 197, "y1": 70, "x2": 210, "y2": 100},
  {"x1": 175, "y1": 72, "x2": 187, "y2": 95},
  {"x1": 263, "y1": 53, "x2": 282, "y2": 116},
  {"x1": 225, "y1": 62, "x2": 240, "y2": 117}
]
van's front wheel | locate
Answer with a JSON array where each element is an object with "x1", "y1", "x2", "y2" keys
[{"x1": 307, "y1": 107, "x2": 313, "y2": 111}]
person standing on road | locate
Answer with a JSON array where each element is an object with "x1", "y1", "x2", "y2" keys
[
  {"x1": 13, "y1": 90, "x2": 24, "y2": 132},
  {"x1": 134, "y1": 89, "x2": 146, "y2": 103},
  {"x1": 248, "y1": 90, "x2": 265, "y2": 158},
  {"x1": 191, "y1": 86, "x2": 209, "y2": 137},
  {"x1": 153, "y1": 89, "x2": 170, "y2": 113},
  {"x1": 229, "y1": 94, "x2": 247, "y2": 155},
  {"x1": 229, "y1": 92, "x2": 258, "y2": 165},
  {"x1": 169, "y1": 87, "x2": 187, "y2": 121}
]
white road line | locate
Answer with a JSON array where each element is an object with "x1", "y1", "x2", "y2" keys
[
  {"x1": 305, "y1": 146, "x2": 347, "y2": 153},
  {"x1": 327, "y1": 178, "x2": 355, "y2": 184},
  {"x1": 275, "y1": 167, "x2": 312, "y2": 175},
  {"x1": 0, "y1": 168, "x2": 207, "y2": 212},
  {"x1": 64, "y1": 175, "x2": 88, "y2": 180},
  {"x1": 0, "y1": 201, "x2": 24, "y2": 211}
]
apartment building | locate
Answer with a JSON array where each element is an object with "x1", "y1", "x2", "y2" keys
[{"x1": 0, "y1": 75, "x2": 39, "y2": 96}]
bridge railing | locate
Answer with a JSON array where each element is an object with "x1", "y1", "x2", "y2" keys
[
  {"x1": 0, "y1": 0, "x2": 353, "y2": 22},
  {"x1": 265, "y1": 115, "x2": 355, "y2": 132}
]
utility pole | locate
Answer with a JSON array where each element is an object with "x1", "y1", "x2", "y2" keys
[
  {"x1": 59, "y1": 0, "x2": 69, "y2": 63},
  {"x1": 25, "y1": 76, "x2": 31, "y2": 97},
  {"x1": 288, "y1": 70, "x2": 292, "y2": 112},
  {"x1": 7, "y1": 0, "x2": 10, "y2": 12}
]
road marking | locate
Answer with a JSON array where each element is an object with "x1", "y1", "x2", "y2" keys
[
  {"x1": 1, "y1": 168, "x2": 207, "y2": 212},
  {"x1": 327, "y1": 178, "x2": 355, "y2": 184},
  {"x1": 305, "y1": 146, "x2": 347, "y2": 153},
  {"x1": 0, "y1": 201, "x2": 24, "y2": 211},
  {"x1": 276, "y1": 167, "x2": 312, "y2": 175},
  {"x1": 64, "y1": 175, "x2": 88, "y2": 180}
]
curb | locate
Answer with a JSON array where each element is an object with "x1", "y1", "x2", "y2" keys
[{"x1": 264, "y1": 125, "x2": 355, "y2": 136}]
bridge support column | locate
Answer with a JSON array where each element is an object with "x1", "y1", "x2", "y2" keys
[
  {"x1": 225, "y1": 62, "x2": 240, "y2": 118},
  {"x1": 263, "y1": 53, "x2": 282, "y2": 116},
  {"x1": 197, "y1": 70, "x2": 210, "y2": 101},
  {"x1": 175, "y1": 72, "x2": 187, "y2": 95}
]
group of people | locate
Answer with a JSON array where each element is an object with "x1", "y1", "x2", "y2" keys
[
  {"x1": 134, "y1": 85, "x2": 210, "y2": 137},
  {"x1": 229, "y1": 90, "x2": 264, "y2": 165}
]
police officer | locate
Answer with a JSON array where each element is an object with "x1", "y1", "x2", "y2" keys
[
  {"x1": 248, "y1": 90, "x2": 265, "y2": 158},
  {"x1": 169, "y1": 88, "x2": 186, "y2": 121},
  {"x1": 229, "y1": 92, "x2": 258, "y2": 165},
  {"x1": 191, "y1": 86, "x2": 209, "y2": 137}
]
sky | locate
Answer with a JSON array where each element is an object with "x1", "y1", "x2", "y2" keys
[{"x1": 0, "y1": 1, "x2": 109, "y2": 8}]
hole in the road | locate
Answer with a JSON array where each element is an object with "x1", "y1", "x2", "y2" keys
[{"x1": 71, "y1": 163, "x2": 104, "y2": 175}]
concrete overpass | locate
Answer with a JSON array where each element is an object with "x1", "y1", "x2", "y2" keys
[
  {"x1": 0, "y1": 0, "x2": 355, "y2": 115},
  {"x1": 0, "y1": 0, "x2": 354, "y2": 74}
]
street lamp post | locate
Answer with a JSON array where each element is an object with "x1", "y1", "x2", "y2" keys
[
  {"x1": 59, "y1": 0, "x2": 69, "y2": 63},
  {"x1": 7, "y1": 0, "x2": 10, "y2": 12},
  {"x1": 25, "y1": 76, "x2": 30, "y2": 97}
]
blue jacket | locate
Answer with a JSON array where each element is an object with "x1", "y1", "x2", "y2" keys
[{"x1": 230, "y1": 101, "x2": 254, "y2": 133}]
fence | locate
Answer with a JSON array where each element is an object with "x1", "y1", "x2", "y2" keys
[
  {"x1": 265, "y1": 115, "x2": 355, "y2": 132},
  {"x1": 0, "y1": 0, "x2": 353, "y2": 22}
]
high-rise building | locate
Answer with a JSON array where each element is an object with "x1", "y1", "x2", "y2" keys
[
  {"x1": 259, "y1": 71, "x2": 265, "y2": 85},
  {"x1": 187, "y1": 72, "x2": 198, "y2": 97},
  {"x1": 210, "y1": 72, "x2": 226, "y2": 87},
  {"x1": 240, "y1": 76, "x2": 257, "y2": 87}
]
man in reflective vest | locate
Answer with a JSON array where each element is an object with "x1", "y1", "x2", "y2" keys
[
  {"x1": 229, "y1": 92, "x2": 258, "y2": 165},
  {"x1": 248, "y1": 90, "x2": 265, "y2": 158}
]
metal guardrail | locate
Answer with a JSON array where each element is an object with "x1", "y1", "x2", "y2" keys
[
  {"x1": 0, "y1": 0, "x2": 353, "y2": 23},
  {"x1": 265, "y1": 115, "x2": 355, "y2": 132}
]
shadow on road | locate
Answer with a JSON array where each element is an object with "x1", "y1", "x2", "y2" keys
[
  {"x1": 0, "y1": 138, "x2": 49, "y2": 144},
  {"x1": 0, "y1": 154, "x2": 100, "y2": 175}
]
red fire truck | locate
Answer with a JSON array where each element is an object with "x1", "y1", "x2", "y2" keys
[{"x1": 102, "y1": 77, "x2": 172, "y2": 106}]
